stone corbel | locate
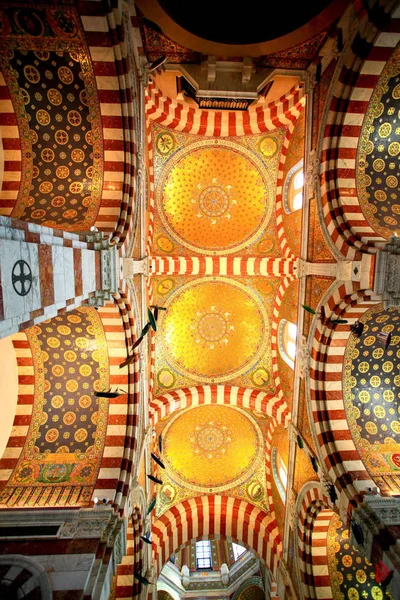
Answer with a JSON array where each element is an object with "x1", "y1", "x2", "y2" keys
[
  {"x1": 303, "y1": 64, "x2": 317, "y2": 95},
  {"x1": 305, "y1": 149, "x2": 320, "y2": 200},
  {"x1": 297, "y1": 334, "x2": 310, "y2": 379},
  {"x1": 122, "y1": 257, "x2": 150, "y2": 278},
  {"x1": 58, "y1": 508, "x2": 114, "y2": 539}
]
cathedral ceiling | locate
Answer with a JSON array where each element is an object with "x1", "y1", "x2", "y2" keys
[
  {"x1": 0, "y1": 5, "x2": 102, "y2": 231},
  {"x1": 152, "y1": 124, "x2": 284, "y2": 257},
  {"x1": 151, "y1": 121, "x2": 290, "y2": 396},
  {"x1": 327, "y1": 513, "x2": 389, "y2": 600},
  {"x1": 0, "y1": 307, "x2": 109, "y2": 508},
  {"x1": 155, "y1": 404, "x2": 270, "y2": 516},
  {"x1": 357, "y1": 45, "x2": 400, "y2": 239},
  {"x1": 343, "y1": 304, "x2": 400, "y2": 493}
]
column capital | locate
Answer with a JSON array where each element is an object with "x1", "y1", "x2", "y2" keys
[
  {"x1": 305, "y1": 148, "x2": 320, "y2": 200},
  {"x1": 122, "y1": 257, "x2": 150, "y2": 278}
]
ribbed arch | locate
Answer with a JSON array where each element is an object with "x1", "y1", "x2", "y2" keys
[
  {"x1": 317, "y1": 3, "x2": 400, "y2": 259},
  {"x1": 151, "y1": 495, "x2": 281, "y2": 578},
  {"x1": 296, "y1": 482, "x2": 334, "y2": 600},
  {"x1": 150, "y1": 385, "x2": 283, "y2": 427},
  {"x1": 307, "y1": 280, "x2": 380, "y2": 514}
]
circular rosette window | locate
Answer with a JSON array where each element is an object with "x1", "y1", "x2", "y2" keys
[
  {"x1": 156, "y1": 139, "x2": 273, "y2": 254},
  {"x1": 163, "y1": 404, "x2": 264, "y2": 493},
  {"x1": 159, "y1": 277, "x2": 269, "y2": 383}
]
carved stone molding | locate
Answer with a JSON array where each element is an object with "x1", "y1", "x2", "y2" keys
[
  {"x1": 374, "y1": 235, "x2": 400, "y2": 308},
  {"x1": 305, "y1": 148, "x2": 320, "y2": 200},
  {"x1": 122, "y1": 257, "x2": 150, "y2": 278}
]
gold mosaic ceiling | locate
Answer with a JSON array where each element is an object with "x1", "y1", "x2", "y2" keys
[
  {"x1": 357, "y1": 46, "x2": 400, "y2": 238},
  {"x1": 159, "y1": 278, "x2": 269, "y2": 384},
  {"x1": 156, "y1": 140, "x2": 273, "y2": 254},
  {"x1": 162, "y1": 405, "x2": 264, "y2": 492}
]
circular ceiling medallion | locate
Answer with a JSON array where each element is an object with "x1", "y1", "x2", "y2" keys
[
  {"x1": 357, "y1": 48, "x2": 400, "y2": 238},
  {"x1": 156, "y1": 139, "x2": 273, "y2": 254},
  {"x1": 159, "y1": 277, "x2": 269, "y2": 383},
  {"x1": 163, "y1": 404, "x2": 264, "y2": 492}
]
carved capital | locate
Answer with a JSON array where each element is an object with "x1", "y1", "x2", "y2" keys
[
  {"x1": 122, "y1": 257, "x2": 150, "y2": 278},
  {"x1": 305, "y1": 149, "x2": 320, "y2": 200}
]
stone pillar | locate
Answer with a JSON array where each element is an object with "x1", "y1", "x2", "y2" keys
[{"x1": 0, "y1": 217, "x2": 116, "y2": 339}]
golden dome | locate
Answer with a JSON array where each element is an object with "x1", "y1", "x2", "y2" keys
[
  {"x1": 163, "y1": 405, "x2": 263, "y2": 492},
  {"x1": 159, "y1": 277, "x2": 268, "y2": 383},
  {"x1": 156, "y1": 140, "x2": 273, "y2": 254}
]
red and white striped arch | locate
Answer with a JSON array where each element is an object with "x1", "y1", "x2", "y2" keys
[
  {"x1": 149, "y1": 256, "x2": 297, "y2": 277},
  {"x1": 0, "y1": 299, "x2": 135, "y2": 513},
  {"x1": 115, "y1": 509, "x2": 146, "y2": 600},
  {"x1": 270, "y1": 276, "x2": 295, "y2": 424},
  {"x1": 309, "y1": 280, "x2": 380, "y2": 515},
  {"x1": 275, "y1": 101, "x2": 305, "y2": 258},
  {"x1": 151, "y1": 495, "x2": 281, "y2": 578},
  {"x1": 150, "y1": 385, "x2": 283, "y2": 428},
  {"x1": 145, "y1": 81, "x2": 304, "y2": 257},
  {"x1": 79, "y1": 0, "x2": 138, "y2": 245},
  {"x1": 146, "y1": 81, "x2": 304, "y2": 137},
  {"x1": 296, "y1": 482, "x2": 333, "y2": 600},
  {"x1": 319, "y1": 4, "x2": 400, "y2": 259},
  {"x1": 0, "y1": 331, "x2": 33, "y2": 494},
  {"x1": 0, "y1": 71, "x2": 21, "y2": 217}
]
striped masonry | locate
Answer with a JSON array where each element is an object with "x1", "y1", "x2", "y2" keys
[
  {"x1": 115, "y1": 507, "x2": 144, "y2": 600},
  {"x1": 309, "y1": 281, "x2": 379, "y2": 515},
  {"x1": 296, "y1": 483, "x2": 332, "y2": 600},
  {"x1": 319, "y1": 3, "x2": 400, "y2": 259},
  {"x1": 150, "y1": 385, "x2": 281, "y2": 429},
  {"x1": 151, "y1": 496, "x2": 280, "y2": 579},
  {"x1": 145, "y1": 81, "x2": 305, "y2": 258},
  {"x1": 0, "y1": 332, "x2": 33, "y2": 494},
  {"x1": 0, "y1": 300, "x2": 132, "y2": 509},
  {"x1": 270, "y1": 276, "x2": 295, "y2": 426},
  {"x1": 0, "y1": 71, "x2": 21, "y2": 217},
  {"x1": 265, "y1": 419, "x2": 281, "y2": 551},
  {"x1": 79, "y1": 0, "x2": 137, "y2": 244},
  {"x1": 145, "y1": 80, "x2": 305, "y2": 137},
  {"x1": 275, "y1": 100, "x2": 305, "y2": 258},
  {"x1": 150, "y1": 256, "x2": 297, "y2": 277},
  {"x1": 91, "y1": 300, "x2": 131, "y2": 508},
  {"x1": 107, "y1": 290, "x2": 141, "y2": 517}
]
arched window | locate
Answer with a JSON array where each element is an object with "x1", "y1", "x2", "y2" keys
[
  {"x1": 272, "y1": 447, "x2": 288, "y2": 502},
  {"x1": 284, "y1": 159, "x2": 304, "y2": 213},
  {"x1": 196, "y1": 540, "x2": 212, "y2": 569},
  {"x1": 278, "y1": 319, "x2": 297, "y2": 370}
]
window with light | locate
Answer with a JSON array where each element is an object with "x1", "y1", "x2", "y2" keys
[
  {"x1": 284, "y1": 159, "x2": 304, "y2": 213},
  {"x1": 278, "y1": 319, "x2": 297, "y2": 370},
  {"x1": 272, "y1": 447, "x2": 288, "y2": 502},
  {"x1": 196, "y1": 540, "x2": 212, "y2": 569}
]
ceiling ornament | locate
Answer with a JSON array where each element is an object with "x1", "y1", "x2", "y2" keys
[
  {"x1": 0, "y1": 307, "x2": 109, "y2": 508},
  {"x1": 155, "y1": 138, "x2": 275, "y2": 255},
  {"x1": 155, "y1": 405, "x2": 269, "y2": 516},
  {"x1": 343, "y1": 303, "x2": 400, "y2": 493},
  {"x1": 158, "y1": 277, "x2": 270, "y2": 385},
  {"x1": 357, "y1": 46, "x2": 400, "y2": 239},
  {"x1": 0, "y1": 6, "x2": 103, "y2": 231}
]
